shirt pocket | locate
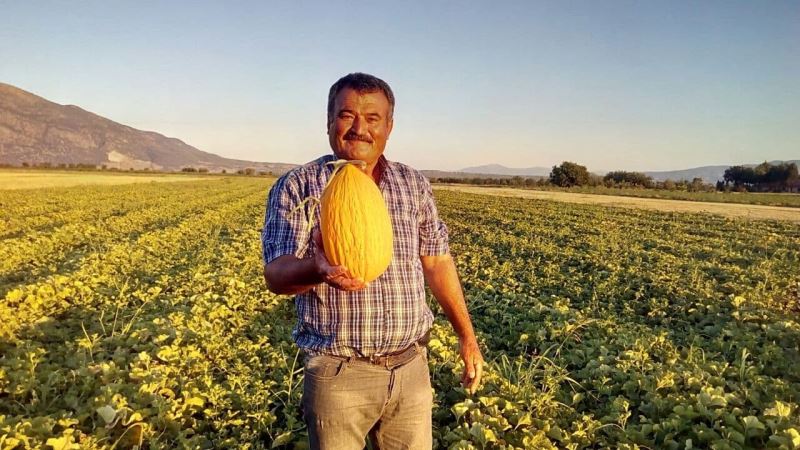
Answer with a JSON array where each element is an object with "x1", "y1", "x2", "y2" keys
[{"x1": 386, "y1": 200, "x2": 418, "y2": 261}]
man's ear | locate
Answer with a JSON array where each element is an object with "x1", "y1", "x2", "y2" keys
[{"x1": 387, "y1": 117, "x2": 394, "y2": 139}]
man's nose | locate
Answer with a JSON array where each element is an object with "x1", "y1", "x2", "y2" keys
[{"x1": 351, "y1": 115, "x2": 368, "y2": 136}]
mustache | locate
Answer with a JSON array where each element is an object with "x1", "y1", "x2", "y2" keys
[{"x1": 344, "y1": 132, "x2": 373, "y2": 143}]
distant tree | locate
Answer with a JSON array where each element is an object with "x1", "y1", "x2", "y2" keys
[
  {"x1": 182, "y1": 167, "x2": 198, "y2": 173},
  {"x1": 723, "y1": 166, "x2": 756, "y2": 188},
  {"x1": 221, "y1": 169, "x2": 227, "y2": 174},
  {"x1": 244, "y1": 168, "x2": 256, "y2": 176},
  {"x1": 549, "y1": 161, "x2": 590, "y2": 187},
  {"x1": 723, "y1": 162, "x2": 798, "y2": 192},
  {"x1": 587, "y1": 174, "x2": 604, "y2": 187},
  {"x1": 198, "y1": 167, "x2": 209, "y2": 173},
  {"x1": 22, "y1": 162, "x2": 30, "y2": 167},
  {"x1": 764, "y1": 162, "x2": 798, "y2": 192},
  {"x1": 603, "y1": 171, "x2": 653, "y2": 188},
  {"x1": 688, "y1": 177, "x2": 707, "y2": 192}
]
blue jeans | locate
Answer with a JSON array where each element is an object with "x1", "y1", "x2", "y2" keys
[{"x1": 302, "y1": 347, "x2": 433, "y2": 450}]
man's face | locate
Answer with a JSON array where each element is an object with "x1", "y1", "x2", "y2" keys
[{"x1": 328, "y1": 87, "x2": 394, "y2": 165}]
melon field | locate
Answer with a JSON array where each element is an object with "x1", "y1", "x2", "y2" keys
[{"x1": 1, "y1": 177, "x2": 798, "y2": 449}]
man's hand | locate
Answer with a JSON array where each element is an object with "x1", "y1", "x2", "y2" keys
[
  {"x1": 459, "y1": 336, "x2": 484, "y2": 394},
  {"x1": 312, "y1": 229, "x2": 365, "y2": 291}
]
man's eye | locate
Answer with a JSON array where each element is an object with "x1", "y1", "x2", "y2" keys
[{"x1": 339, "y1": 113, "x2": 354, "y2": 120}]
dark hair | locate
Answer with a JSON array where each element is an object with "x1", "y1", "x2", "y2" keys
[{"x1": 327, "y1": 72, "x2": 395, "y2": 127}]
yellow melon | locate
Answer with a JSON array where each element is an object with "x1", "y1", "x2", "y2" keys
[{"x1": 320, "y1": 162, "x2": 393, "y2": 283}]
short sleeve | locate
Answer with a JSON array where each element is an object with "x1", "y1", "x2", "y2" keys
[
  {"x1": 261, "y1": 174, "x2": 312, "y2": 264},
  {"x1": 418, "y1": 176, "x2": 449, "y2": 256}
]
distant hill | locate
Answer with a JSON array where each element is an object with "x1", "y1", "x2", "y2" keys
[
  {"x1": 645, "y1": 160, "x2": 800, "y2": 184},
  {"x1": 458, "y1": 161, "x2": 799, "y2": 184},
  {"x1": 0, "y1": 82, "x2": 295, "y2": 173},
  {"x1": 460, "y1": 164, "x2": 552, "y2": 177},
  {"x1": 421, "y1": 169, "x2": 544, "y2": 180}
]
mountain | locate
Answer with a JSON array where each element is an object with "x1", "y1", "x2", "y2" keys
[
  {"x1": 421, "y1": 169, "x2": 545, "y2": 180},
  {"x1": 460, "y1": 164, "x2": 552, "y2": 177},
  {"x1": 0, "y1": 82, "x2": 295, "y2": 173},
  {"x1": 645, "y1": 160, "x2": 800, "y2": 184}
]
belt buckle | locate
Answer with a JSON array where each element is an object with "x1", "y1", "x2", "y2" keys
[{"x1": 369, "y1": 354, "x2": 382, "y2": 365}]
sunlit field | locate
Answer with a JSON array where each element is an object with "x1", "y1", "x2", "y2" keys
[
  {"x1": 1, "y1": 178, "x2": 798, "y2": 449},
  {"x1": 0, "y1": 169, "x2": 212, "y2": 190}
]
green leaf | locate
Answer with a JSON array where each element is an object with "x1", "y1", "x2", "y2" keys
[
  {"x1": 452, "y1": 401, "x2": 473, "y2": 421},
  {"x1": 96, "y1": 405, "x2": 117, "y2": 425},
  {"x1": 787, "y1": 428, "x2": 800, "y2": 448},
  {"x1": 45, "y1": 434, "x2": 79, "y2": 450},
  {"x1": 272, "y1": 431, "x2": 293, "y2": 448},
  {"x1": 764, "y1": 401, "x2": 793, "y2": 418},
  {"x1": 469, "y1": 423, "x2": 497, "y2": 445},
  {"x1": 186, "y1": 397, "x2": 205, "y2": 408},
  {"x1": 741, "y1": 416, "x2": 765, "y2": 431}
]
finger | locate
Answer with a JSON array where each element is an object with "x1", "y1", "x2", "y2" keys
[
  {"x1": 312, "y1": 228, "x2": 322, "y2": 246},
  {"x1": 324, "y1": 265, "x2": 348, "y2": 278},
  {"x1": 462, "y1": 357, "x2": 475, "y2": 385},
  {"x1": 469, "y1": 359, "x2": 484, "y2": 393},
  {"x1": 325, "y1": 270, "x2": 365, "y2": 291},
  {"x1": 327, "y1": 272, "x2": 352, "y2": 284},
  {"x1": 336, "y1": 276, "x2": 366, "y2": 290}
]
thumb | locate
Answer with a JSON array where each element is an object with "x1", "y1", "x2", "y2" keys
[
  {"x1": 312, "y1": 228, "x2": 323, "y2": 248},
  {"x1": 464, "y1": 355, "x2": 475, "y2": 379}
]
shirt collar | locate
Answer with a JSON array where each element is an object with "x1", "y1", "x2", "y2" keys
[{"x1": 324, "y1": 153, "x2": 397, "y2": 187}]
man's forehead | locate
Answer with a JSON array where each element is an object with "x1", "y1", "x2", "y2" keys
[{"x1": 335, "y1": 88, "x2": 391, "y2": 109}]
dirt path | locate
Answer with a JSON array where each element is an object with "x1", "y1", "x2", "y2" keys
[{"x1": 436, "y1": 185, "x2": 800, "y2": 224}]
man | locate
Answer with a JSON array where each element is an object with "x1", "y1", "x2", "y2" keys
[{"x1": 261, "y1": 73, "x2": 483, "y2": 449}]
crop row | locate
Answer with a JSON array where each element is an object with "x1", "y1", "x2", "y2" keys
[{"x1": 1, "y1": 179, "x2": 798, "y2": 449}]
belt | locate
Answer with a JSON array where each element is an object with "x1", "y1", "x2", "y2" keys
[{"x1": 346, "y1": 330, "x2": 431, "y2": 368}]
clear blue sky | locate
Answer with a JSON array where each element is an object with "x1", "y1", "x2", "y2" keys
[{"x1": 1, "y1": 0, "x2": 798, "y2": 171}]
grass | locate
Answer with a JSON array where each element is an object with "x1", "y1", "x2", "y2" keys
[
  {"x1": 0, "y1": 169, "x2": 216, "y2": 190},
  {"x1": 562, "y1": 185, "x2": 800, "y2": 207}
]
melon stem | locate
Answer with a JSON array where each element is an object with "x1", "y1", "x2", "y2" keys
[{"x1": 288, "y1": 159, "x2": 366, "y2": 256}]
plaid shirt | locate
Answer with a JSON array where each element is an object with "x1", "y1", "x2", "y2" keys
[{"x1": 261, "y1": 154, "x2": 449, "y2": 357}]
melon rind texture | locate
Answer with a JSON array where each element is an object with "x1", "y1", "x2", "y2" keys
[{"x1": 320, "y1": 164, "x2": 394, "y2": 283}]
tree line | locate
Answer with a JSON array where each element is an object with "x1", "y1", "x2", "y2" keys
[
  {"x1": 3, "y1": 161, "x2": 274, "y2": 176},
  {"x1": 722, "y1": 162, "x2": 799, "y2": 192},
  {"x1": 431, "y1": 161, "x2": 799, "y2": 193}
]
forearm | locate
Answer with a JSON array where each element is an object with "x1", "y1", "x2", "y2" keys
[
  {"x1": 263, "y1": 255, "x2": 322, "y2": 295},
  {"x1": 422, "y1": 255, "x2": 476, "y2": 341}
]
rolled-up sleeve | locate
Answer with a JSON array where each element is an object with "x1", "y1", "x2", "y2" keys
[
  {"x1": 261, "y1": 174, "x2": 310, "y2": 264},
  {"x1": 418, "y1": 176, "x2": 449, "y2": 256}
]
